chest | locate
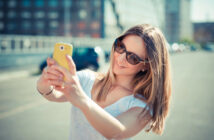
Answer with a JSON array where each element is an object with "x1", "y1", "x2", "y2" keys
[{"x1": 91, "y1": 86, "x2": 132, "y2": 109}]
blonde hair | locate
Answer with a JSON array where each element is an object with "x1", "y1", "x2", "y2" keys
[{"x1": 94, "y1": 24, "x2": 172, "y2": 135}]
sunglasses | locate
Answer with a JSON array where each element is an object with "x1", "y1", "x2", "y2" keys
[{"x1": 114, "y1": 39, "x2": 149, "y2": 65}]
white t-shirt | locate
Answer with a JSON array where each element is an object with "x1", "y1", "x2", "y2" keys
[{"x1": 69, "y1": 70, "x2": 153, "y2": 140}]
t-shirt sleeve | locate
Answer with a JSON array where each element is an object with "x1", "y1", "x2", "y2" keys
[
  {"x1": 76, "y1": 69, "x2": 95, "y2": 97},
  {"x1": 77, "y1": 70, "x2": 88, "y2": 88},
  {"x1": 128, "y1": 97, "x2": 147, "y2": 109}
]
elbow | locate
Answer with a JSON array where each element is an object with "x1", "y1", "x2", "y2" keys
[
  {"x1": 104, "y1": 135, "x2": 116, "y2": 140},
  {"x1": 103, "y1": 129, "x2": 126, "y2": 140},
  {"x1": 104, "y1": 134, "x2": 122, "y2": 140}
]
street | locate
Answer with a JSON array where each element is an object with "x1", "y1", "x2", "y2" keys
[{"x1": 0, "y1": 51, "x2": 214, "y2": 140}]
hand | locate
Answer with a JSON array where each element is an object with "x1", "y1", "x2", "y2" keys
[
  {"x1": 38, "y1": 57, "x2": 63, "y2": 88},
  {"x1": 47, "y1": 55, "x2": 88, "y2": 108}
]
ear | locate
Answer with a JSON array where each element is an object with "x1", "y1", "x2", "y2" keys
[{"x1": 141, "y1": 63, "x2": 149, "y2": 72}]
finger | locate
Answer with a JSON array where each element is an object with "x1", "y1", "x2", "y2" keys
[
  {"x1": 42, "y1": 67, "x2": 48, "y2": 74},
  {"x1": 46, "y1": 66, "x2": 63, "y2": 78},
  {"x1": 66, "y1": 55, "x2": 76, "y2": 75},
  {"x1": 47, "y1": 57, "x2": 56, "y2": 67},
  {"x1": 48, "y1": 79, "x2": 64, "y2": 87},
  {"x1": 51, "y1": 65, "x2": 69, "y2": 79},
  {"x1": 44, "y1": 73, "x2": 62, "y2": 81}
]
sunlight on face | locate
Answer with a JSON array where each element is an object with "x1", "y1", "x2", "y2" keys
[{"x1": 113, "y1": 35, "x2": 148, "y2": 76}]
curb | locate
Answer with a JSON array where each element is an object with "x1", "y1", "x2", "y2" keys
[
  {"x1": 0, "y1": 70, "x2": 32, "y2": 82},
  {"x1": 0, "y1": 67, "x2": 40, "y2": 82}
]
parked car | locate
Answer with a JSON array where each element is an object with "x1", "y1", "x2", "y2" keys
[
  {"x1": 203, "y1": 43, "x2": 214, "y2": 52},
  {"x1": 39, "y1": 46, "x2": 105, "y2": 72}
]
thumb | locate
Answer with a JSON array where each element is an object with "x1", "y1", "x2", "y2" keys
[
  {"x1": 66, "y1": 55, "x2": 76, "y2": 75},
  {"x1": 47, "y1": 57, "x2": 56, "y2": 67}
]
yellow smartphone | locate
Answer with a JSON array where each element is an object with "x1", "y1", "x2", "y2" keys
[{"x1": 53, "y1": 42, "x2": 73, "y2": 71}]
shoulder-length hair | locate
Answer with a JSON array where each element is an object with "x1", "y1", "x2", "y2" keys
[{"x1": 94, "y1": 24, "x2": 172, "y2": 135}]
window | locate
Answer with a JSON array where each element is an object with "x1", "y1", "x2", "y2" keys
[
  {"x1": 0, "y1": 11, "x2": 3, "y2": 18},
  {"x1": 8, "y1": 0, "x2": 16, "y2": 7},
  {"x1": 0, "y1": 22, "x2": 4, "y2": 30},
  {"x1": 63, "y1": 0, "x2": 72, "y2": 7},
  {"x1": 65, "y1": 23, "x2": 72, "y2": 30},
  {"x1": 8, "y1": 11, "x2": 16, "y2": 18},
  {"x1": 91, "y1": 10, "x2": 100, "y2": 19},
  {"x1": 49, "y1": 21, "x2": 59, "y2": 28},
  {"x1": 48, "y1": 12, "x2": 58, "y2": 19},
  {"x1": 92, "y1": 0, "x2": 100, "y2": 7},
  {"x1": 91, "y1": 21, "x2": 100, "y2": 30},
  {"x1": 78, "y1": 9, "x2": 87, "y2": 19},
  {"x1": 35, "y1": 0, "x2": 44, "y2": 7},
  {"x1": 36, "y1": 21, "x2": 45, "y2": 29},
  {"x1": 78, "y1": 0, "x2": 87, "y2": 7},
  {"x1": 91, "y1": 33, "x2": 100, "y2": 38},
  {"x1": 21, "y1": 11, "x2": 31, "y2": 18},
  {"x1": 22, "y1": 21, "x2": 31, "y2": 29},
  {"x1": 77, "y1": 22, "x2": 86, "y2": 30},
  {"x1": 0, "y1": 1, "x2": 3, "y2": 7},
  {"x1": 35, "y1": 11, "x2": 45, "y2": 18},
  {"x1": 48, "y1": 0, "x2": 58, "y2": 7},
  {"x1": 22, "y1": 0, "x2": 31, "y2": 7},
  {"x1": 8, "y1": 22, "x2": 16, "y2": 30}
]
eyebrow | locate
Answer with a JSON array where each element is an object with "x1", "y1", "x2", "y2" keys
[{"x1": 121, "y1": 41, "x2": 144, "y2": 60}]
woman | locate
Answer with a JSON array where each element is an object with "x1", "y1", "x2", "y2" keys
[{"x1": 37, "y1": 24, "x2": 172, "y2": 140}]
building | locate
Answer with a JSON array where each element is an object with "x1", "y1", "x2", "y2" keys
[
  {"x1": 0, "y1": 0, "x2": 104, "y2": 38},
  {"x1": 105, "y1": 0, "x2": 166, "y2": 38},
  {"x1": 165, "y1": 0, "x2": 193, "y2": 43},
  {"x1": 193, "y1": 22, "x2": 214, "y2": 44}
]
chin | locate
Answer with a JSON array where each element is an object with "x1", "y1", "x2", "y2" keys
[{"x1": 113, "y1": 64, "x2": 130, "y2": 76}]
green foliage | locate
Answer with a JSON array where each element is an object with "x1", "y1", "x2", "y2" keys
[{"x1": 179, "y1": 38, "x2": 202, "y2": 49}]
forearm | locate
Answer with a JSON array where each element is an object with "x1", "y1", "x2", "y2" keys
[{"x1": 79, "y1": 97, "x2": 126, "y2": 139}]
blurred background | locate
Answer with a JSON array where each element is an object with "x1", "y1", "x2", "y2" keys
[{"x1": 0, "y1": 0, "x2": 214, "y2": 140}]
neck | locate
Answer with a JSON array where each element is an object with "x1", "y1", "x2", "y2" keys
[{"x1": 114, "y1": 74, "x2": 134, "y2": 91}]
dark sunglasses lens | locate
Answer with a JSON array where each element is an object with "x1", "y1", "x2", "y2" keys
[
  {"x1": 127, "y1": 53, "x2": 140, "y2": 65},
  {"x1": 115, "y1": 42, "x2": 125, "y2": 54}
]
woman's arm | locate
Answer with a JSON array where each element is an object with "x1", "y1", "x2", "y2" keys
[
  {"x1": 80, "y1": 98, "x2": 152, "y2": 139},
  {"x1": 37, "y1": 77, "x2": 68, "y2": 102},
  {"x1": 47, "y1": 56, "x2": 152, "y2": 139},
  {"x1": 36, "y1": 57, "x2": 68, "y2": 102}
]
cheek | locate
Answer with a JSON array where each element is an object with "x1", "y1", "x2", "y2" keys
[
  {"x1": 114, "y1": 52, "x2": 119, "y2": 59},
  {"x1": 128, "y1": 64, "x2": 142, "y2": 72}
]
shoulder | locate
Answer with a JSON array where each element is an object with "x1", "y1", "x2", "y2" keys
[
  {"x1": 77, "y1": 69, "x2": 95, "y2": 80},
  {"x1": 77, "y1": 69, "x2": 95, "y2": 87},
  {"x1": 77, "y1": 69, "x2": 104, "y2": 87},
  {"x1": 77, "y1": 69, "x2": 103, "y2": 79}
]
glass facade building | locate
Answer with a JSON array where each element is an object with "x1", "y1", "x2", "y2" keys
[
  {"x1": 0, "y1": 0, "x2": 105, "y2": 38},
  {"x1": 165, "y1": 0, "x2": 192, "y2": 43}
]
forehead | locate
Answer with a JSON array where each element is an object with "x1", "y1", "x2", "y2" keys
[{"x1": 122, "y1": 35, "x2": 147, "y2": 59}]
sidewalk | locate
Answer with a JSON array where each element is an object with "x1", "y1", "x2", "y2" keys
[{"x1": 0, "y1": 66, "x2": 40, "y2": 82}]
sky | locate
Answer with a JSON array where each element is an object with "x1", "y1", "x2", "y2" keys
[{"x1": 191, "y1": 0, "x2": 214, "y2": 22}]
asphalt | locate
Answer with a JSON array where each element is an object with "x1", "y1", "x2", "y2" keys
[{"x1": 0, "y1": 50, "x2": 214, "y2": 140}]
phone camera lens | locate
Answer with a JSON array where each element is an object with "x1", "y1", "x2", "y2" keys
[{"x1": 60, "y1": 46, "x2": 64, "y2": 51}]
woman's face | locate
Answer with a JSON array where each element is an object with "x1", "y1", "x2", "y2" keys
[{"x1": 113, "y1": 35, "x2": 148, "y2": 77}]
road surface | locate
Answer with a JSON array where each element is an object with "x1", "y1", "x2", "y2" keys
[{"x1": 0, "y1": 51, "x2": 214, "y2": 140}]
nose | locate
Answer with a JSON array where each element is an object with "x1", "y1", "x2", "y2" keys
[{"x1": 117, "y1": 52, "x2": 126, "y2": 64}]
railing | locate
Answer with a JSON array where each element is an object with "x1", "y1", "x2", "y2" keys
[{"x1": 0, "y1": 35, "x2": 114, "y2": 54}]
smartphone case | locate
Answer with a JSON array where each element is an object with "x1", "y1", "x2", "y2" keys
[{"x1": 53, "y1": 43, "x2": 73, "y2": 71}]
